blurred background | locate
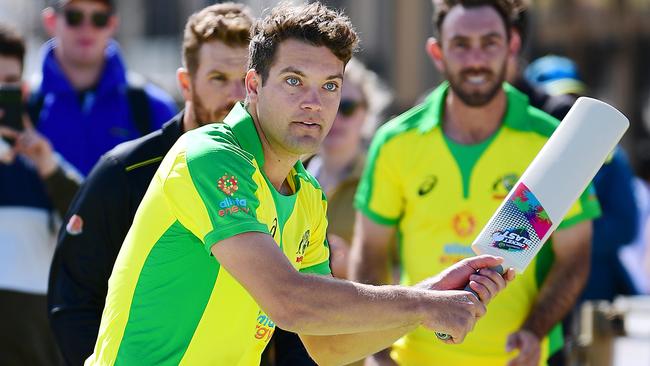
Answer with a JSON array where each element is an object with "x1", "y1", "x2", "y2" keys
[{"x1": 4, "y1": 0, "x2": 650, "y2": 154}]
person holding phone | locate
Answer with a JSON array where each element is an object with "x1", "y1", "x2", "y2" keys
[
  {"x1": 30, "y1": 0, "x2": 177, "y2": 176},
  {"x1": 0, "y1": 23, "x2": 81, "y2": 366}
]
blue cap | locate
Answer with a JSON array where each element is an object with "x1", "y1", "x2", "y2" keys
[{"x1": 524, "y1": 55, "x2": 587, "y2": 96}]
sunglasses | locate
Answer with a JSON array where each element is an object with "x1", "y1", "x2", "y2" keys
[
  {"x1": 338, "y1": 99, "x2": 366, "y2": 117},
  {"x1": 63, "y1": 8, "x2": 111, "y2": 28}
]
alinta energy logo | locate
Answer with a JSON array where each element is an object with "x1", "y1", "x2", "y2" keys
[
  {"x1": 491, "y1": 227, "x2": 532, "y2": 251},
  {"x1": 254, "y1": 311, "x2": 276, "y2": 342},
  {"x1": 218, "y1": 197, "x2": 249, "y2": 217},
  {"x1": 217, "y1": 174, "x2": 239, "y2": 196}
]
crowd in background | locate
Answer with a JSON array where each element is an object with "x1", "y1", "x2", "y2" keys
[{"x1": 1, "y1": 0, "x2": 649, "y2": 365}]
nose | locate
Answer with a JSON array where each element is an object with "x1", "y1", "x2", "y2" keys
[
  {"x1": 300, "y1": 87, "x2": 322, "y2": 112},
  {"x1": 465, "y1": 47, "x2": 487, "y2": 68}
]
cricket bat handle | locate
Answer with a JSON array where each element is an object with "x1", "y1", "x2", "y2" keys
[{"x1": 435, "y1": 265, "x2": 505, "y2": 341}]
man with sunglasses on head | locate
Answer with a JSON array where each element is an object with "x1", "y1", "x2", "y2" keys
[
  {"x1": 46, "y1": 3, "x2": 252, "y2": 365},
  {"x1": 31, "y1": 0, "x2": 177, "y2": 176}
]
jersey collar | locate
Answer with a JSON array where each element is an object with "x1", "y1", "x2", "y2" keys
[
  {"x1": 223, "y1": 102, "x2": 311, "y2": 186},
  {"x1": 417, "y1": 81, "x2": 532, "y2": 134}
]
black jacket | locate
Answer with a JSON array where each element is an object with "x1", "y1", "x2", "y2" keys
[{"x1": 47, "y1": 112, "x2": 184, "y2": 366}]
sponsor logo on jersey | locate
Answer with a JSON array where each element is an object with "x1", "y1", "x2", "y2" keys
[
  {"x1": 217, "y1": 174, "x2": 239, "y2": 196},
  {"x1": 491, "y1": 173, "x2": 518, "y2": 199},
  {"x1": 295, "y1": 230, "x2": 310, "y2": 263},
  {"x1": 66, "y1": 214, "x2": 84, "y2": 235},
  {"x1": 218, "y1": 197, "x2": 249, "y2": 216},
  {"x1": 452, "y1": 211, "x2": 476, "y2": 237},
  {"x1": 418, "y1": 175, "x2": 438, "y2": 196},
  {"x1": 491, "y1": 227, "x2": 531, "y2": 251},
  {"x1": 254, "y1": 311, "x2": 276, "y2": 342}
]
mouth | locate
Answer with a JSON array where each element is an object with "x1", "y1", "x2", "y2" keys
[
  {"x1": 462, "y1": 71, "x2": 492, "y2": 86},
  {"x1": 293, "y1": 121, "x2": 322, "y2": 130}
]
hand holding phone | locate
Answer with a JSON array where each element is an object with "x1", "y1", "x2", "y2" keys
[{"x1": 0, "y1": 85, "x2": 24, "y2": 145}]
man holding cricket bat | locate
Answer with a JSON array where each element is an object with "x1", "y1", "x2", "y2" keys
[
  {"x1": 351, "y1": 0, "x2": 601, "y2": 365},
  {"x1": 86, "y1": 3, "x2": 514, "y2": 365}
]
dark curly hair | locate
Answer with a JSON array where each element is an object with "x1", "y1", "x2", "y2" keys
[
  {"x1": 432, "y1": 0, "x2": 517, "y2": 39},
  {"x1": 248, "y1": 2, "x2": 359, "y2": 84}
]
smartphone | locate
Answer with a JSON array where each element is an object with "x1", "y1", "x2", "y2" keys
[{"x1": 0, "y1": 85, "x2": 24, "y2": 145}]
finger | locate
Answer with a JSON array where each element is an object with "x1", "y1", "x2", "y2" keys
[
  {"x1": 21, "y1": 113, "x2": 34, "y2": 130},
  {"x1": 0, "y1": 126, "x2": 19, "y2": 139},
  {"x1": 468, "y1": 276, "x2": 497, "y2": 303},
  {"x1": 462, "y1": 255, "x2": 504, "y2": 271},
  {"x1": 504, "y1": 268, "x2": 516, "y2": 282},
  {"x1": 478, "y1": 267, "x2": 507, "y2": 287},
  {"x1": 506, "y1": 333, "x2": 520, "y2": 353}
]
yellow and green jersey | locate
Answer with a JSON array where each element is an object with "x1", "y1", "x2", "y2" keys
[
  {"x1": 87, "y1": 103, "x2": 330, "y2": 366},
  {"x1": 355, "y1": 83, "x2": 601, "y2": 366}
]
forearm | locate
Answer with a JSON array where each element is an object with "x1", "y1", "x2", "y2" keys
[
  {"x1": 301, "y1": 324, "x2": 414, "y2": 366},
  {"x1": 521, "y1": 256, "x2": 589, "y2": 338},
  {"x1": 43, "y1": 165, "x2": 82, "y2": 217},
  {"x1": 272, "y1": 272, "x2": 424, "y2": 335}
]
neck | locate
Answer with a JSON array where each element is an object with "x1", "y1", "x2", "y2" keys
[
  {"x1": 247, "y1": 104, "x2": 298, "y2": 193},
  {"x1": 443, "y1": 89, "x2": 507, "y2": 144},
  {"x1": 182, "y1": 102, "x2": 198, "y2": 132},
  {"x1": 55, "y1": 48, "x2": 105, "y2": 90}
]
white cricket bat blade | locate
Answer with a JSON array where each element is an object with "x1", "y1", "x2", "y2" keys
[{"x1": 471, "y1": 97, "x2": 629, "y2": 273}]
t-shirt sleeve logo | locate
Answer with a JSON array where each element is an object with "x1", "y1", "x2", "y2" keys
[{"x1": 217, "y1": 174, "x2": 239, "y2": 196}]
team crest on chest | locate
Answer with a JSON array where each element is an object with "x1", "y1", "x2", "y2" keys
[
  {"x1": 295, "y1": 230, "x2": 310, "y2": 263},
  {"x1": 491, "y1": 173, "x2": 518, "y2": 199}
]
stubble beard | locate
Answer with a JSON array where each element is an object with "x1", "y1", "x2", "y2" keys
[{"x1": 446, "y1": 63, "x2": 507, "y2": 107}]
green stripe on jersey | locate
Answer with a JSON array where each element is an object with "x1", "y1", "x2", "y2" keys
[{"x1": 115, "y1": 221, "x2": 220, "y2": 365}]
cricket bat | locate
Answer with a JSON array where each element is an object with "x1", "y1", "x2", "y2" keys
[{"x1": 435, "y1": 97, "x2": 629, "y2": 340}]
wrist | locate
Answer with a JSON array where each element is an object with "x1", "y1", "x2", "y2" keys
[{"x1": 37, "y1": 154, "x2": 59, "y2": 178}]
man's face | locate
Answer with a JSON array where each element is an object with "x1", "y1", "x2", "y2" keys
[
  {"x1": 50, "y1": 0, "x2": 116, "y2": 67},
  {"x1": 250, "y1": 39, "x2": 344, "y2": 157},
  {"x1": 438, "y1": 5, "x2": 509, "y2": 106},
  {"x1": 190, "y1": 40, "x2": 248, "y2": 125},
  {"x1": 0, "y1": 56, "x2": 22, "y2": 85}
]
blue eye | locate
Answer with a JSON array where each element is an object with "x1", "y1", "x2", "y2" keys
[
  {"x1": 286, "y1": 77, "x2": 300, "y2": 86},
  {"x1": 323, "y1": 82, "x2": 338, "y2": 92}
]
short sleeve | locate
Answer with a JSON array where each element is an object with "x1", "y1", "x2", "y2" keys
[
  {"x1": 557, "y1": 182, "x2": 601, "y2": 230},
  {"x1": 161, "y1": 143, "x2": 268, "y2": 254},
  {"x1": 354, "y1": 131, "x2": 404, "y2": 225},
  {"x1": 299, "y1": 192, "x2": 331, "y2": 275}
]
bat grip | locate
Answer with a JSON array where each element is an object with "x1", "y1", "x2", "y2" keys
[{"x1": 434, "y1": 265, "x2": 504, "y2": 341}]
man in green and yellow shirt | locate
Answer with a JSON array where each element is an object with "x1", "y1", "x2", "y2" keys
[
  {"x1": 87, "y1": 3, "x2": 514, "y2": 366},
  {"x1": 352, "y1": 1, "x2": 600, "y2": 365}
]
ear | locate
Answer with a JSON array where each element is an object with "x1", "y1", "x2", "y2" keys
[
  {"x1": 425, "y1": 37, "x2": 445, "y2": 73},
  {"x1": 42, "y1": 7, "x2": 58, "y2": 37},
  {"x1": 106, "y1": 14, "x2": 119, "y2": 36},
  {"x1": 176, "y1": 67, "x2": 192, "y2": 102},
  {"x1": 245, "y1": 69, "x2": 261, "y2": 104},
  {"x1": 509, "y1": 29, "x2": 522, "y2": 58}
]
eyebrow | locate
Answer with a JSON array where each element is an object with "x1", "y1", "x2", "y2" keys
[
  {"x1": 449, "y1": 31, "x2": 505, "y2": 41},
  {"x1": 278, "y1": 66, "x2": 343, "y2": 81}
]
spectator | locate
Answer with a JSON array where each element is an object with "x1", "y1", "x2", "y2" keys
[
  {"x1": 305, "y1": 57, "x2": 392, "y2": 278},
  {"x1": 350, "y1": 1, "x2": 600, "y2": 365},
  {"x1": 47, "y1": 3, "x2": 252, "y2": 365},
  {"x1": 30, "y1": 0, "x2": 177, "y2": 175},
  {"x1": 620, "y1": 143, "x2": 650, "y2": 295},
  {"x1": 0, "y1": 22, "x2": 81, "y2": 366},
  {"x1": 526, "y1": 54, "x2": 638, "y2": 302}
]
